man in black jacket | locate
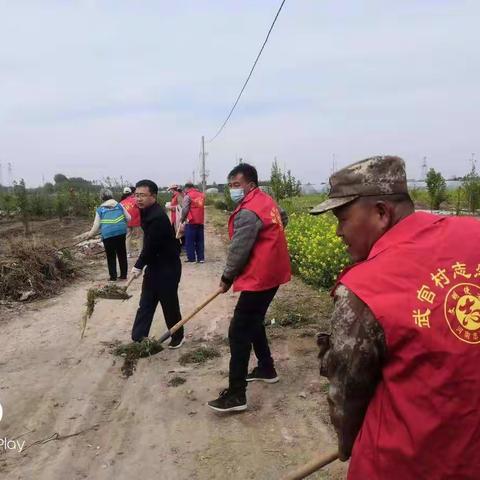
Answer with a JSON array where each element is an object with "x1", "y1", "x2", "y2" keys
[{"x1": 130, "y1": 179, "x2": 184, "y2": 349}]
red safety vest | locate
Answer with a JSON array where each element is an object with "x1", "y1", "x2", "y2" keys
[
  {"x1": 336, "y1": 212, "x2": 480, "y2": 480},
  {"x1": 120, "y1": 194, "x2": 141, "y2": 227},
  {"x1": 186, "y1": 189, "x2": 205, "y2": 224},
  {"x1": 228, "y1": 188, "x2": 291, "y2": 292}
]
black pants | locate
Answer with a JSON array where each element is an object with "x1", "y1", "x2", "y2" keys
[
  {"x1": 131, "y1": 263, "x2": 183, "y2": 342},
  {"x1": 229, "y1": 286, "x2": 279, "y2": 393},
  {"x1": 103, "y1": 234, "x2": 127, "y2": 280}
]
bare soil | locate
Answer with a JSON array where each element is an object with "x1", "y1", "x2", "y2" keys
[{"x1": 0, "y1": 210, "x2": 347, "y2": 480}]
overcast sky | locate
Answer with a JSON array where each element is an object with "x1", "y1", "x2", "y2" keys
[{"x1": 1, "y1": 0, "x2": 479, "y2": 188}]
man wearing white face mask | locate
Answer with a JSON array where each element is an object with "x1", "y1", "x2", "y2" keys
[{"x1": 208, "y1": 163, "x2": 291, "y2": 412}]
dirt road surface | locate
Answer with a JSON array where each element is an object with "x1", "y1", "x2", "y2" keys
[{"x1": 1, "y1": 218, "x2": 347, "y2": 480}]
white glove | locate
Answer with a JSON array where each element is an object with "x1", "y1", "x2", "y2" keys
[{"x1": 131, "y1": 267, "x2": 143, "y2": 279}]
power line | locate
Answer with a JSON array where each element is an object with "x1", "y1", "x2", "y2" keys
[{"x1": 208, "y1": 0, "x2": 287, "y2": 143}]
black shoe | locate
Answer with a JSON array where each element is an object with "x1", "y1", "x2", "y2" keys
[
  {"x1": 207, "y1": 389, "x2": 247, "y2": 412},
  {"x1": 119, "y1": 276, "x2": 127, "y2": 280},
  {"x1": 184, "y1": 259, "x2": 196, "y2": 263},
  {"x1": 246, "y1": 366, "x2": 279, "y2": 384},
  {"x1": 168, "y1": 337, "x2": 184, "y2": 349}
]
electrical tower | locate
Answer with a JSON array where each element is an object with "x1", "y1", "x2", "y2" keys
[{"x1": 421, "y1": 156, "x2": 428, "y2": 180}]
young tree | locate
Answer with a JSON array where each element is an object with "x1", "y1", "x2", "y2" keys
[
  {"x1": 425, "y1": 168, "x2": 447, "y2": 210},
  {"x1": 270, "y1": 159, "x2": 301, "y2": 200},
  {"x1": 13, "y1": 179, "x2": 31, "y2": 235},
  {"x1": 462, "y1": 164, "x2": 480, "y2": 214}
]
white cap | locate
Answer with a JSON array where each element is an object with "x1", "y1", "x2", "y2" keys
[{"x1": 123, "y1": 187, "x2": 132, "y2": 194}]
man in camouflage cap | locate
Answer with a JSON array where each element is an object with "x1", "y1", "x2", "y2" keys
[{"x1": 312, "y1": 156, "x2": 480, "y2": 479}]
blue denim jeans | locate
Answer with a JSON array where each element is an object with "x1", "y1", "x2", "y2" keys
[{"x1": 184, "y1": 223, "x2": 205, "y2": 262}]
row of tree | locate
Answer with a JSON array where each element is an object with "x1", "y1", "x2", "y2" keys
[{"x1": 426, "y1": 165, "x2": 480, "y2": 213}]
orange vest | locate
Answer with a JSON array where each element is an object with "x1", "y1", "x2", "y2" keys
[
  {"x1": 337, "y1": 212, "x2": 480, "y2": 480},
  {"x1": 120, "y1": 194, "x2": 141, "y2": 227},
  {"x1": 228, "y1": 188, "x2": 291, "y2": 292},
  {"x1": 186, "y1": 189, "x2": 205, "y2": 224}
]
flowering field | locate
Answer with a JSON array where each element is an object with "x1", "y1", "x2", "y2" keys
[{"x1": 282, "y1": 195, "x2": 350, "y2": 289}]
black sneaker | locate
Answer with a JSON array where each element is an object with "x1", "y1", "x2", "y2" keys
[
  {"x1": 207, "y1": 389, "x2": 247, "y2": 412},
  {"x1": 246, "y1": 366, "x2": 279, "y2": 384},
  {"x1": 168, "y1": 337, "x2": 184, "y2": 349}
]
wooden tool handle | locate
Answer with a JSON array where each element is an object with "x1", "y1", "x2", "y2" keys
[
  {"x1": 125, "y1": 275, "x2": 137, "y2": 291},
  {"x1": 281, "y1": 450, "x2": 339, "y2": 480},
  {"x1": 170, "y1": 288, "x2": 223, "y2": 335}
]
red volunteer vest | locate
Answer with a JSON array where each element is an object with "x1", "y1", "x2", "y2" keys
[
  {"x1": 170, "y1": 191, "x2": 181, "y2": 225},
  {"x1": 186, "y1": 189, "x2": 205, "y2": 224},
  {"x1": 228, "y1": 188, "x2": 291, "y2": 292},
  {"x1": 120, "y1": 194, "x2": 141, "y2": 227},
  {"x1": 337, "y1": 212, "x2": 480, "y2": 480}
]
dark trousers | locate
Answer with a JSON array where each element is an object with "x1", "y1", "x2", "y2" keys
[
  {"x1": 229, "y1": 286, "x2": 279, "y2": 393},
  {"x1": 103, "y1": 234, "x2": 127, "y2": 280},
  {"x1": 185, "y1": 224, "x2": 205, "y2": 262},
  {"x1": 131, "y1": 263, "x2": 183, "y2": 342}
]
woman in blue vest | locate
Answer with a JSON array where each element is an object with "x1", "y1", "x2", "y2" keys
[{"x1": 80, "y1": 188, "x2": 131, "y2": 281}]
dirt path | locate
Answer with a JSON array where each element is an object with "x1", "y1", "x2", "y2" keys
[{"x1": 0, "y1": 214, "x2": 347, "y2": 480}]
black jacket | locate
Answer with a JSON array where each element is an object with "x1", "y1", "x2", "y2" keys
[{"x1": 134, "y1": 202, "x2": 180, "y2": 271}]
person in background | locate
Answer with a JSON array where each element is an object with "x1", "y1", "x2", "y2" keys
[
  {"x1": 121, "y1": 186, "x2": 143, "y2": 258},
  {"x1": 180, "y1": 183, "x2": 205, "y2": 263},
  {"x1": 130, "y1": 180, "x2": 184, "y2": 349},
  {"x1": 120, "y1": 186, "x2": 132, "y2": 202},
  {"x1": 79, "y1": 188, "x2": 131, "y2": 281},
  {"x1": 166, "y1": 185, "x2": 184, "y2": 233}
]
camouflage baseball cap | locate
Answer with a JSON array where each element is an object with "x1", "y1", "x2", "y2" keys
[{"x1": 310, "y1": 155, "x2": 408, "y2": 215}]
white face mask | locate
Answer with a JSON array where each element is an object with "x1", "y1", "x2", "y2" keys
[{"x1": 229, "y1": 188, "x2": 245, "y2": 203}]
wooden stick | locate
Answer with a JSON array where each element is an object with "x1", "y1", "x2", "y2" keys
[
  {"x1": 158, "y1": 288, "x2": 223, "y2": 343},
  {"x1": 281, "y1": 450, "x2": 339, "y2": 480},
  {"x1": 124, "y1": 275, "x2": 136, "y2": 291}
]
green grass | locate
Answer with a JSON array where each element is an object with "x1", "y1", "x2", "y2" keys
[{"x1": 179, "y1": 346, "x2": 221, "y2": 366}]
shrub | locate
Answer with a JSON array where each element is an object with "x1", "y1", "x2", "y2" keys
[
  {"x1": 214, "y1": 199, "x2": 228, "y2": 210},
  {"x1": 286, "y1": 212, "x2": 349, "y2": 289}
]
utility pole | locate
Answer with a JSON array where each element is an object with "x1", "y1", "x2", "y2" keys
[
  {"x1": 471, "y1": 153, "x2": 476, "y2": 170},
  {"x1": 7, "y1": 162, "x2": 13, "y2": 187},
  {"x1": 201, "y1": 136, "x2": 207, "y2": 192},
  {"x1": 192, "y1": 170, "x2": 196, "y2": 185}
]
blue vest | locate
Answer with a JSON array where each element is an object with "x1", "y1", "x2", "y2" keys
[{"x1": 97, "y1": 204, "x2": 127, "y2": 239}]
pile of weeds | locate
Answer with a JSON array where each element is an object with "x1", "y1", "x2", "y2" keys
[
  {"x1": 81, "y1": 284, "x2": 131, "y2": 338},
  {"x1": 112, "y1": 338, "x2": 165, "y2": 377},
  {"x1": 168, "y1": 376, "x2": 186, "y2": 387},
  {"x1": 0, "y1": 238, "x2": 77, "y2": 301},
  {"x1": 179, "y1": 346, "x2": 220, "y2": 366}
]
